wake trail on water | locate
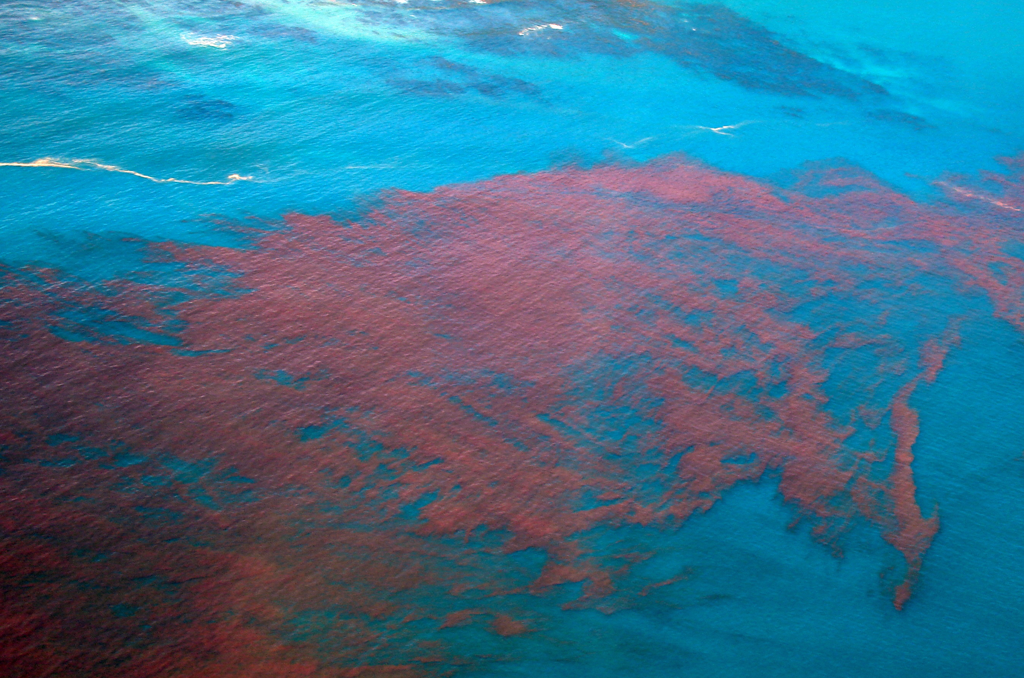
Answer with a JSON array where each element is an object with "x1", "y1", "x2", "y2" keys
[{"x1": 0, "y1": 158, "x2": 254, "y2": 185}]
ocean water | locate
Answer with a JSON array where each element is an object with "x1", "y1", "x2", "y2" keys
[{"x1": 1, "y1": 1, "x2": 1022, "y2": 677}]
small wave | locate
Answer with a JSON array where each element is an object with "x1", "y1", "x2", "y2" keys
[
  {"x1": 518, "y1": 23, "x2": 564, "y2": 36},
  {"x1": 0, "y1": 158, "x2": 254, "y2": 186},
  {"x1": 181, "y1": 33, "x2": 238, "y2": 49}
]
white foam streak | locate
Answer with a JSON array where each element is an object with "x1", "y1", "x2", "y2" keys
[
  {"x1": 0, "y1": 158, "x2": 254, "y2": 186},
  {"x1": 937, "y1": 182, "x2": 1022, "y2": 212}
]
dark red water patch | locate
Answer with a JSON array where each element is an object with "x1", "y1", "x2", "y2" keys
[{"x1": 1, "y1": 155, "x2": 1021, "y2": 675}]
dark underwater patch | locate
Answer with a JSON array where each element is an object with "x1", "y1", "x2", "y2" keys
[
  {"x1": 388, "y1": 56, "x2": 543, "y2": 100},
  {"x1": 867, "y1": 108, "x2": 932, "y2": 130},
  {"x1": 175, "y1": 97, "x2": 236, "y2": 121},
  {"x1": 395, "y1": 0, "x2": 888, "y2": 100}
]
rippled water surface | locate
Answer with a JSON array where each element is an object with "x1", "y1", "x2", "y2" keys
[{"x1": 1, "y1": 2, "x2": 1022, "y2": 676}]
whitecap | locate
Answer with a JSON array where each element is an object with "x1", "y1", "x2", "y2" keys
[
  {"x1": 518, "y1": 23, "x2": 564, "y2": 36},
  {"x1": 181, "y1": 33, "x2": 238, "y2": 49}
]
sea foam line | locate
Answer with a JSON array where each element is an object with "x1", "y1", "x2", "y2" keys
[
  {"x1": 937, "y1": 181, "x2": 1023, "y2": 212},
  {"x1": 0, "y1": 158, "x2": 254, "y2": 185}
]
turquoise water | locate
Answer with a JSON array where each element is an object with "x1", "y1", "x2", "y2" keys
[
  {"x1": 2, "y1": 0, "x2": 1021, "y2": 271},
  {"x1": 1, "y1": 1, "x2": 1022, "y2": 676}
]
